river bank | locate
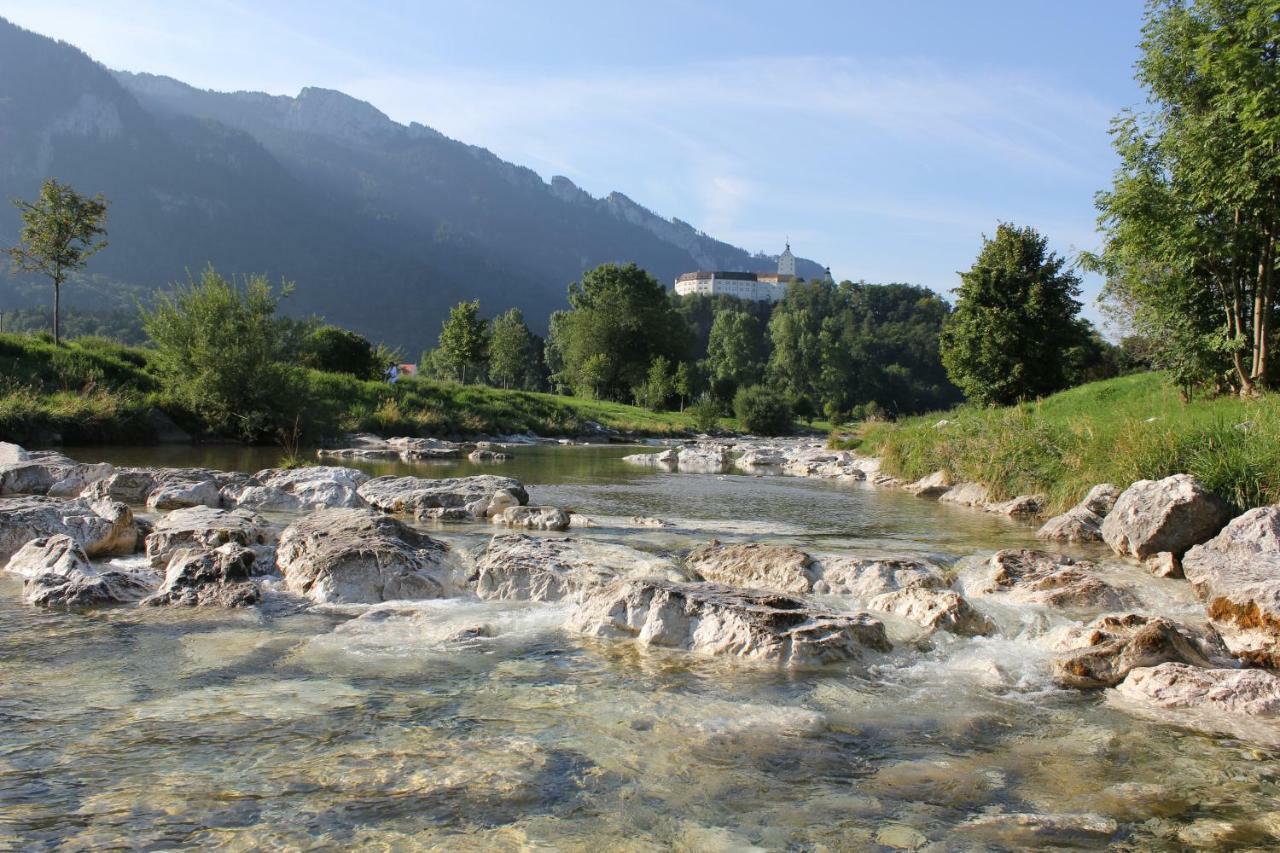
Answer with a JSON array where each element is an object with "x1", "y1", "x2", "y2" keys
[
  {"x1": 4, "y1": 438, "x2": 1280, "y2": 847},
  {"x1": 856, "y1": 371, "x2": 1280, "y2": 515}
]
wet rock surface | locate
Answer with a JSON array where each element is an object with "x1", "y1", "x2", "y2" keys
[
  {"x1": 1111, "y1": 663, "x2": 1280, "y2": 743},
  {"x1": 972, "y1": 548, "x2": 1138, "y2": 609},
  {"x1": 492, "y1": 505, "x2": 571, "y2": 532},
  {"x1": 0, "y1": 495, "x2": 138, "y2": 563},
  {"x1": 141, "y1": 544, "x2": 262, "y2": 608},
  {"x1": 1102, "y1": 474, "x2": 1230, "y2": 559},
  {"x1": 1049, "y1": 613, "x2": 1231, "y2": 688},
  {"x1": 276, "y1": 508, "x2": 451, "y2": 604},
  {"x1": 1182, "y1": 506, "x2": 1280, "y2": 666},
  {"x1": 357, "y1": 474, "x2": 529, "y2": 520},
  {"x1": 567, "y1": 576, "x2": 891, "y2": 666},
  {"x1": 145, "y1": 506, "x2": 274, "y2": 568},
  {"x1": 470, "y1": 534, "x2": 679, "y2": 602},
  {"x1": 1038, "y1": 484, "x2": 1118, "y2": 543},
  {"x1": 3, "y1": 533, "x2": 94, "y2": 579},
  {"x1": 686, "y1": 541, "x2": 816, "y2": 594},
  {"x1": 24, "y1": 567, "x2": 155, "y2": 610},
  {"x1": 224, "y1": 465, "x2": 370, "y2": 512}
]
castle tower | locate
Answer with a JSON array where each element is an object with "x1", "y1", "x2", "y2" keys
[{"x1": 778, "y1": 241, "x2": 796, "y2": 277}]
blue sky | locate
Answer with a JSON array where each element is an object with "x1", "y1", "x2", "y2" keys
[{"x1": 0, "y1": 0, "x2": 1148, "y2": 324}]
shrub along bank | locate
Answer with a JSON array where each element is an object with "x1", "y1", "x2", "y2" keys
[{"x1": 857, "y1": 371, "x2": 1280, "y2": 515}]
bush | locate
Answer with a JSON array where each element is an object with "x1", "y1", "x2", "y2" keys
[
  {"x1": 734, "y1": 385, "x2": 793, "y2": 436},
  {"x1": 689, "y1": 394, "x2": 720, "y2": 434},
  {"x1": 302, "y1": 325, "x2": 386, "y2": 379}
]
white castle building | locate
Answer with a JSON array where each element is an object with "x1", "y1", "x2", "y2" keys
[{"x1": 674, "y1": 242, "x2": 827, "y2": 302}]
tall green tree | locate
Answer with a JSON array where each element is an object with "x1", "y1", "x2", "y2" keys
[
  {"x1": 1091, "y1": 0, "x2": 1280, "y2": 394},
  {"x1": 706, "y1": 309, "x2": 766, "y2": 400},
  {"x1": 488, "y1": 307, "x2": 538, "y2": 389},
  {"x1": 142, "y1": 266, "x2": 311, "y2": 441},
  {"x1": 940, "y1": 224, "x2": 1089, "y2": 405},
  {"x1": 4, "y1": 178, "x2": 108, "y2": 345},
  {"x1": 437, "y1": 299, "x2": 489, "y2": 384},
  {"x1": 549, "y1": 263, "x2": 691, "y2": 400}
]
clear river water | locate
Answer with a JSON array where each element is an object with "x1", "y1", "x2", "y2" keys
[{"x1": 2, "y1": 444, "x2": 1277, "y2": 850}]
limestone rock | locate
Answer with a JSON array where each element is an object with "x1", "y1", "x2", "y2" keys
[
  {"x1": 1049, "y1": 613, "x2": 1231, "y2": 689},
  {"x1": 867, "y1": 586, "x2": 993, "y2": 637},
  {"x1": 3, "y1": 534, "x2": 92, "y2": 579},
  {"x1": 686, "y1": 541, "x2": 816, "y2": 594},
  {"x1": 1039, "y1": 485, "x2": 1127, "y2": 543},
  {"x1": 226, "y1": 465, "x2": 370, "y2": 512},
  {"x1": 1144, "y1": 551, "x2": 1182, "y2": 578},
  {"x1": 318, "y1": 434, "x2": 464, "y2": 462},
  {"x1": 1111, "y1": 663, "x2": 1280, "y2": 744},
  {"x1": 492, "y1": 505, "x2": 571, "y2": 531},
  {"x1": 276, "y1": 508, "x2": 451, "y2": 604},
  {"x1": 145, "y1": 506, "x2": 274, "y2": 568},
  {"x1": 813, "y1": 556, "x2": 947, "y2": 598},
  {"x1": 939, "y1": 482, "x2": 989, "y2": 508},
  {"x1": 0, "y1": 495, "x2": 138, "y2": 563},
  {"x1": 24, "y1": 567, "x2": 154, "y2": 609},
  {"x1": 141, "y1": 543, "x2": 261, "y2": 608},
  {"x1": 0, "y1": 447, "x2": 112, "y2": 497},
  {"x1": 972, "y1": 549, "x2": 1137, "y2": 609},
  {"x1": 622, "y1": 448, "x2": 678, "y2": 468},
  {"x1": 468, "y1": 448, "x2": 512, "y2": 462},
  {"x1": 144, "y1": 469, "x2": 223, "y2": 510},
  {"x1": 357, "y1": 474, "x2": 528, "y2": 520},
  {"x1": 81, "y1": 468, "x2": 160, "y2": 504},
  {"x1": 484, "y1": 488, "x2": 523, "y2": 518},
  {"x1": 567, "y1": 577, "x2": 891, "y2": 666},
  {"x1": 676, "y1": 444, "x2": 732, "y2": 473},
  {"x1": 470, "y1": 534, "x2": 678, "y2": 602},
  {"x1": 985, "y1": 494, "x2": 1045, "y2": 517},
  {"x1": 1182, "y1": 507, "x2": 1280, "y2": 666},
  {"x1": 1101, "y1": 474, "x2": 1229, "y2": 559},
  {"x1": 905, "y1": 470, "x2": 952, "y2": 498},
  {"x1": 734, "y1": 447, "x2": 786, "y2": 470}
]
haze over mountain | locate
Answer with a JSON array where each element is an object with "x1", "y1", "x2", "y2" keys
[{"x1": 0, "y1": 17, "x2": 822, "y2": 349}]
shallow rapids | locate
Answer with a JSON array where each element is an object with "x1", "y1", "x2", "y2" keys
[{"x1": 3, "y1": 443, "x2": 1279, "y2": 849}]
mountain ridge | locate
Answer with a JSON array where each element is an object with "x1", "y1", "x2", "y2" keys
[{"x1": 0, "y1": 17, "x2": 824, "y2": 349}]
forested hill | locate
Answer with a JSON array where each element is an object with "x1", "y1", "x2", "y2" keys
[{"x1": 0, "y1": 17, "x2": 822, "y2": 350}]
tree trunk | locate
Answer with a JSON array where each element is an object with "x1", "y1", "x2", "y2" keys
[
  {"x1": 52, "y1": 276, "x2": 61, "y2": 346},
  {"x1": 1253, "y1": 226, "x2": 1275, "y2": 388}
]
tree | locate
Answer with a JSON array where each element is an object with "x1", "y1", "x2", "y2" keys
[
  {"x1": 733, "y1": 385, "x2": 794, "y2": 436},
  {"x1": 489, "y1": 307, "x2": 538, "y2": 389},
  {"x1": 1090, "y1": 0, "x2": 1280, "y2": 395},
  {"x1": 940, "y1": 224, "x2": 1089, "y2": 405},
  {"x1": 4, "y1": 178, "x2": 108, "y2": 345},
  {"x1": 548, "y1": 263, "x2": 692, "y2": 400},
  {"x1": 142, "y1": 266, "x2": 311, "y2": 441},
  {"x1": 437, "y1": 300, "x2": 489, "y2": 384},
  {"x1": 302, "y1": 325, "x2": 387, "y2": 379},
  {"x1": 706, "y1": 310, "x2": 766, "y2": 400},
  {"x1": 673, "y1": 361, "x2": 693, "y2": 412},
  {"x1": 644, "y1": 355, "x2": 674, "y2": 411}
]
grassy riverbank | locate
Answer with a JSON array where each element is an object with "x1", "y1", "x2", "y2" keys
[
  {"x1": 0, "y1": 333, "x2": 711, "y2": 445},
  {"x1": 856, "y1": 371, "x2": 1280, "y2": 514}
]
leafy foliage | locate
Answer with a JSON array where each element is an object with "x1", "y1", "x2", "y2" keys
[
  {"x1": 1091, "y1": 0, "x2": 1280, "y2": 395},
  {"x1": 141, "y1": 267, "x2": 312, "y2": 441},
  {"x1": 302, "y1": 325, "x2": 388, "y2": 379},
  {"x1": 4, "y1": 178, "x2": 108, "y2": 344},
  {"x1": 733, "y1": 385, "x2": 794, "y2": 436},
  {"x1": 436, "y1": 300, "x2": 489, "y2": 384},
  {"x1": 940, "y1": 224, "x2": 1090, "y2": 405},
  {"x1": 548, "y1": 263, "x2": 691, "y2": 400},
  {"x1": 488, "y1": 307, "x2": 542, "y2": 390}
]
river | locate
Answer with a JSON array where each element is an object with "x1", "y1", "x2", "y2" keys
[{"x1": 1, "y1": 444, "x2": 1276, "y2": 849}]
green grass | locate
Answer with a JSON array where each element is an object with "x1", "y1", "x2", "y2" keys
[{"x1": 858, "y1": 371, "x2": 1280, "y2": 514}]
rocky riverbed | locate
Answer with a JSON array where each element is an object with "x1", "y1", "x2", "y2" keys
[{"x1": 3, "y1": 437, "x2": 1280, "y2": 848}]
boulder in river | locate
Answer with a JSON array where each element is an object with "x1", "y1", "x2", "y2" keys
[
  {"x1": 492, "y1": 505, "x2": 571, "y2": 532},
  {"x1": 686, "y1": 541, "x2": 816, "y2": 594},
  {"x1": 141, "y1": 543, "x2": 262, "y2": 608},
  {"x1": 1182, "y1": 506, "x2": 1280, "y2": 666},
  {"x1": 1037, "y1": 484, "x2": 1119, "y2": 543},
  {"x1": 3, "y1": 533, "x2": 94, "y2": 579},
  {"x1": 567, "y1": 577, "x2": 891, "y2": 666},
  {"x1": 0, "y1": 445, "x2": 113, "y2": 497},
  {"x1": 317, "y1": 434, "x2": 464, "y2": 461},
  {"x1": 144, "y1": 469, "x2": 224, "y2": 510},
  {"x1": 0, "y1": 495, "x2": 138, "y2": 563},
  {"x1": 866, "y1": 586, "x2": 994, "y2": 637},
  {"x1": 1110, "y1": 663, "x2": 1280, "y2": 745},
  {"x1": 225, "y1": 465, "x2": 370, "y2": 512},
  {"x1": 276, "y1": 508, "x2": 451, "y2": 604},
  {"x1": 971, "y1": 549, "x2": 1137, "y2": 609},
  {"x1": 145, "y1": 506, "x2": 275, "y2": 568},
  {"x1": 939, "y1": 482, "x2": 989, "y2": 508},
  {"x1": 357, "y1": 474, "x2": 528, "y2": 520},
  {"x1": 905, "y1": 470, "x2": 952, "y2": 498},
  {"x1": 470, "y1": 534, "x2": 679, "y2": 602},
  {"x1": 1049, "y1": 613, "x2": 1231, "y2": 689},
  {"x1": 24, "y1": 567, "x2": 155, "y2": 610},
  {"x1": 1101, "y1": 474, "x2": 1229, "y2": 559}
]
